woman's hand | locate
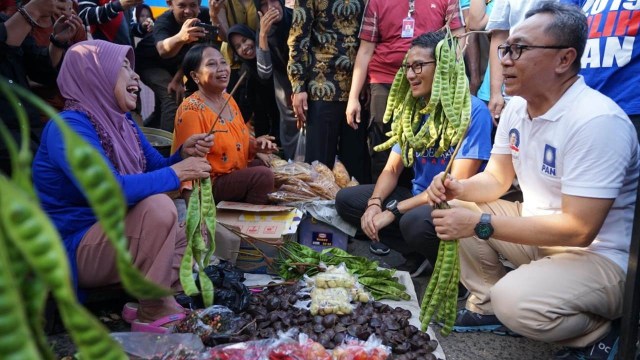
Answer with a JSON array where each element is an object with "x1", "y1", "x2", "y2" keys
[
  {"x1": 170, "y1": 157, "x2": 211, "y2": 182},
  {"x1": 181, "y1": 133, "x2": 213, "y2": 158},
  {"x1": 253, "y1": 135, "x2": 278, "y2": 154},
  {"x1": 51, "y1": 14, "x2": 82, "y2": 44},
  {"x1": 259, "y1": 7, "x2": 279, "y2": 36}
]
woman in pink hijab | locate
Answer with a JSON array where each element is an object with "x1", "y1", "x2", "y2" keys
[{"x1": 33, "y1": 40, "x2": 211, "y2": 333}]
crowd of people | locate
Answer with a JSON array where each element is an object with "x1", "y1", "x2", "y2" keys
[{"x1": 1, "y1": 0, "x2": 638, "y2": 358}]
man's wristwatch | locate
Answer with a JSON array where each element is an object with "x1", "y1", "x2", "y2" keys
[
  {"x1": 474, "y1": 213, "x2": 494, "y2": 240},
  {"x1": 385, "y1": 199, "x2": 402, "y2": 218}
]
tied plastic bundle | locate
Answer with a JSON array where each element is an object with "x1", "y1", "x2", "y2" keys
[
  {"x1": 173, "y1": 305, "x2": 241, "y2": 346},
  {"x1": 307, "y1": 264, "x2": 372, "y2": 315},
  {"x1": 202, "y1": 331, "x2": 331, "y2": 360},
  {"x1": 332, "y1": 335, "x2": 391, "y2": 360}
]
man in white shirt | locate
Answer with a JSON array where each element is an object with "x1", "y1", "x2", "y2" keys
[{"x1": 425, "y1": 3, "x2": 639, "y2": 359}]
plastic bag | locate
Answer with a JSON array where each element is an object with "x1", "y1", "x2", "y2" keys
[
  {"x1": 311, "y1": 160, "x2": 335, "y2": 183},
  {"x1": 332, "y1": 159, "x2": 351, "y2": 188},
  {"x1": 110, "y1": 332, "x2": 204, "y2": 359},
  {"x1": 345, "y1": 176, "x2": 360, "y2": 187},
  {"x1": 332, "y1": 335, "x2": 391, "y2": 360},
  {"x1": 179, "y1": 261, "x2": 251, "y2": 313},
  {"x1": 201, "y1": 330, "x2": 331, "y2": 360},
  {"x1": 173, "y1": 305, "x2": 242, "y2": 346},
  {"x1": 294, "y1": 126, "x2": 306, "y2": 162},
  {"x1": 272, "y1": 161, "x2": 314, "y2": 186}
]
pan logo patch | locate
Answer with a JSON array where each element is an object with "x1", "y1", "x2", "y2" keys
[{"x1": 542, "y1": 144, "x2": 557, "y2": 176}]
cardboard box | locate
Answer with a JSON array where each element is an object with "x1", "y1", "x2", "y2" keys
[
  {"x1": 298, "y1": 215, "x2": 349, "y2": 252},
  {"x1": 216, "y1": 201, "x2": 302, "y2": 274}
]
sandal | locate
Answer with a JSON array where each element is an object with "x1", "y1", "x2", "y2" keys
[
  {"x1": 121, "y1": 302, "x2": 139, "y2": 323},
  {"x1": 130, "y1": 313, "x2": 187, "y2": 334}
]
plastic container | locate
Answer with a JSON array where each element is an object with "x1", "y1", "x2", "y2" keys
[{"x1": 298, "y1": 216, "x2": 349, "y2": 252}]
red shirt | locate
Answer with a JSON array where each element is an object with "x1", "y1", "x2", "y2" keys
[{"x1": 359, "y1": 0, "x2": 462, "y2": 84}]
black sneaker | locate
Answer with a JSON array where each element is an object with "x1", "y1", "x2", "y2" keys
[
  {"x1": 369, "y1": 242, "x2": 390, "y2": 256},
  {"x1": 553, "y1": 322, "x2": 619, "y2": 360},
  {"x1": 452, "y1": 309, "x2": 519, "y2": 336}
]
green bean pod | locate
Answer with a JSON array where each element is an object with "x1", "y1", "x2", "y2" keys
[
  {"x1": 56, "y1": 299, "x2": 127, "y2": 360},
  {"x1": 200, "y1": 178, "x2": 217, "y2": 265},
  {"x1": 0, "y1": 176, "x2": 73, "y2": 300},
  {"x1": 179, "y1": 244, "x2": 199, "y2": 296},
  {"x1": 198, "y1": 268, "x2": 214, "y2": 307},
  {"x1": 20, "y1": 274, "x2": 55, "y2": 360},
  {"x1": 0, "y1": 223, "x2": 42, "y2": 360},
  {"x1": 382, "y1": 65, "x2": 407, "y2": 124}
]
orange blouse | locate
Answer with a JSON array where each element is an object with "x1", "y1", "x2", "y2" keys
[{"x1": 173, "y1": 92, "x2": 252, "y2": 189}]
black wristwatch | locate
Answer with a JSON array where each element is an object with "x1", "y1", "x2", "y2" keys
[
  {"x1": 474, "y1": 213, "x2": 494, "y2": 240},
  {"x1": 49, "y1": 33, "x2": 70, "y2": 49},
  {"x1": 385, "y1": 199, "x2": 402, "y2": 218}
]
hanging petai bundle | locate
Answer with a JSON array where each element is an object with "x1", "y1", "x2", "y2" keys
[{"x1": 374, "y1": 27, "x2": 472, "y2": 167}]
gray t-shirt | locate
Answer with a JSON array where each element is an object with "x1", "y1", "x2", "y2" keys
[{"x1": 486, "y1": 0, "x2": 558, "y2": 33}]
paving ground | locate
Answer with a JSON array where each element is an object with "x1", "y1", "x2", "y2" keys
[{"x1": 347, "y1": 238, "x2": 563, "y2": 360}]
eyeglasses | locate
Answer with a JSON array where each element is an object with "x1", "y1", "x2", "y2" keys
[
  {"x1": 402, "y1": 60, "x2": 436, "y2": 74},
  {"x1": 497, "y1": 43, "x2": 570, "y2": 61}
]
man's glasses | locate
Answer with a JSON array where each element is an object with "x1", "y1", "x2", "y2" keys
[
  {"x1": 497, "y1": 43, "x2": 570, "y2": 61},
  {"x1": 403, "y1": 60, "x2": 436, "y2": 74}
]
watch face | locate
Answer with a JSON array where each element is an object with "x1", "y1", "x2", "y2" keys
[
  {"x1": 475, "y1": 223, "x2": 493, "y2": 239},
  {"x1": 386, "y1": 200, "x2": 397, "y2": 210}
]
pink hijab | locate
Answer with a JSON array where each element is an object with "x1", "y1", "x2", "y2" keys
[{"x1": 57, "y1": 40, "x2": 145, "y2": 174}]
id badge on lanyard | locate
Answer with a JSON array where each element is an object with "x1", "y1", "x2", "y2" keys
[{"x1": 401, "y1": 0, "x2": 415, "y2": 38}]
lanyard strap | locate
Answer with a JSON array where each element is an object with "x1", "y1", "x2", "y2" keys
[{"x1": 408, "y1": 0, "x2": 415, "y2": 17}]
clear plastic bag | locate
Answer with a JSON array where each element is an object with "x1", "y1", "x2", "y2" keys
[
  {"x1": 294, "y1": 126, "x2": 306, "y2": 162},
  {"x1": 173, "y1": 305, "x2": 242, "y2": 346},
  {"x1": 332, "y1": 335, "x2": 392, "y2": 360},
  {"x1": 201, "y1": 330, "x2": 331, "y2": 360},
  {"x1": 110, "y1": 332, "x2": 205, "y2": 359}
]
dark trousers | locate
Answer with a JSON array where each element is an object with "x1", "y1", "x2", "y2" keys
[
  {"x1": 367, "y1": 84, "x2": 413, "y2": 187},
  {"x1": 139, "y1": 67, "x2": 179, "y2": 133},
  {"x1": 305, "y1": 100, "x2": 371, "y2": 184},
  {"x1": 335, "y1": 184, "x2": 440, "y2": 265}
]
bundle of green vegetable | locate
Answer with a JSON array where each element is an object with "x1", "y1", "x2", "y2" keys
[
  {"x1": 276, "y1": 241, "x2": 411, "y2": 301},
  {"x1": 374, "y1": 26, "x2": 472, "y2": 166},
  {"x1": 179, "y1": 179, "x2": 217, "y2": 307},
  {"x1": 412, "y1": 30, "x2": 472, "y2": 336}
]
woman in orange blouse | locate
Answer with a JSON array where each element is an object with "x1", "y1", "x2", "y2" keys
[{"x1": 173, "y1": 44, "x2": 278, "y2": 204}]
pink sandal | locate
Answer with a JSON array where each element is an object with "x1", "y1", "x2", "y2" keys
[
  {"x1": 121, "y1": 302, "x2": 139, "y2": 323},
  {"x1": 130, "y1": 313, "x2": 187, "y2": 334}
]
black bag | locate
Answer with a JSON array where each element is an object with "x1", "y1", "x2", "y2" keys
[{"x1": 177, "y1": 261, "x2": 252, "y2": 313}]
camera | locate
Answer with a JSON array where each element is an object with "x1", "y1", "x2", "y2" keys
[{"x1": 195, "y1": 22, "x2": 220, "y2": 42}]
